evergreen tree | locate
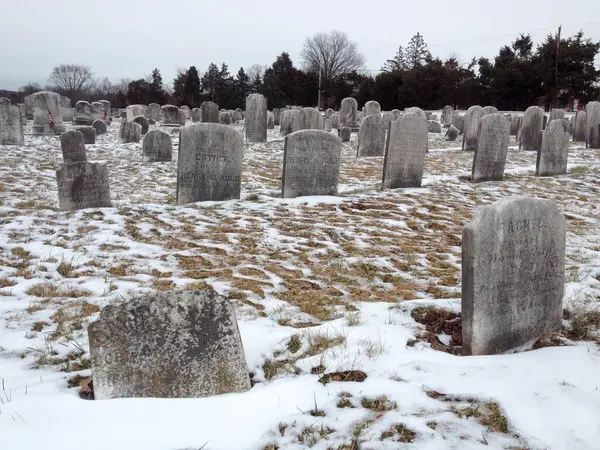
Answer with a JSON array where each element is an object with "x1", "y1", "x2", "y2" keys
[
  {"x1": 183, "y1": 66, "x2": 201, "y2": 107},
  {"x1": 149, "y1": 68, "x2": 166, "y2": 104},
  {"x1": 406, "y1": 32, "x2": 432, "y2": 69},
  {"x1": 172, "y1": 69, "x2": 188, "y2": 106},
  {"x1": 233, "y1": 67, "x2": 250, "y2": 108},
  {"x1": 215, "y1": 63, "x2": 234, "y2": 108},
  {"x1": 381, "y1": 46, "x2": 408, "y2": 73},
  {"x1": 201, "y1": 63, "x2": 220, "y2": 101}
]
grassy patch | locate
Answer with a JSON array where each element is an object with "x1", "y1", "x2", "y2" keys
[
  {"x1": 25, "y1": 282, "x2": 92, "y2": 298},
  {"x1": 361, "y1": 395, "x2": 397, "y2": 413},
  {"x1": 381, "y1": 424, "x2": 417, "y2": 443}
]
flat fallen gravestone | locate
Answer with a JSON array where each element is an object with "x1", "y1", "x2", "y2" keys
[
  {"x1": 471, "y1": 113, "x2": 510, "y2": 183},
  {"x1": 282, "y1": 130, "x2": 341, "y2": 198},
  {"x1": 143, "y1": 129, "x2": 172, "y2": 162},
  {"x1": 382, "y1": 112, "x2": 428, "y2": 189},
  {"x1": 357, "y1": 114, "x2": 386, "y2": 157},
  {"x1": 462, "y1": 196, "x2": 565, "y2": 355},
  {"x1": 59, "y1": 130, "x2": 87, "y2": 164},
  {"x1": 88, "y1": 289, "x2": 251, "y2": 399},
  {"x1": 536, "y1": 119, "x2": 569, "y2": 177},
  {"x1": 177, "y1": 123, "x2": 244, "y2": 204},
  {"x1": 56, "y1": 162, "x2": 111, "y2": 211}
]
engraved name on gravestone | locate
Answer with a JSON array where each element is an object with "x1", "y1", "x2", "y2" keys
[
  {"x1": 536, "y1": 119, "x2": 569, "y2": 177},
  {"x1": 56, "y1": 162, "x2": 112, "y2": 211},
  {"x1": 177, "y1": 124, "x2": 243, "y2": 204},
  {"x1": 462, "y1": 196, "x2": 565, "y2": 355},
  {"x1": 282, "y1": 130, "x2": 341, "y2": 198},
  {"x1": 382, "y1": 112, "x2": 428, "y2": 189},
  {"x1": 471, "y1": 113, "x2": 510, "y2": 183}
]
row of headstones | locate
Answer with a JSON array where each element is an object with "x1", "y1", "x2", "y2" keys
[{"x1": 86, "y1": 194, "x2": 566, "y2": 399}]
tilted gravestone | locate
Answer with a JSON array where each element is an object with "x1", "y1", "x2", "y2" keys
[
  {"x1": 161, "y1": 105, "x2": 180, "y2": 125},
  {"x1": 119, "y1": 121, "x2": 141, "y2": 143},
  {"x1": 536, "y1": 119, "x2": 569, "y2": 177},
  {"x1": 298, "y1": 107, "x2": 323, "y2": 130},
  {"x1": 91, "y1": 102, "x2": 105, "y2": 122},
  {"x1": 519, "y1": 106, "x2": 544, "y2": 151},
  {"x1": 245, "y1": 93, "x2": 267, "y2": 143},
  {"x1": 177, "y1": 123, "x2": 244, "y2": 204},
  {"x1": 0, "y1": 104, "x2": 24, "y2": 145},
  {"x1": 462, "y1": 105, "x2": 484, "y2": 151},
  {"x1": 56, "y1": 162, "x2": 112, "y2": 211},
  {"x1": 74, "y1": 101, "x2": 92, "y2": 125},
  {"x1": 452, "y1": 114, "x2": 465, "y2": 134},
  {"x1": 445, "y1": 125, "x2": 459, "y2": 141},
  {"x1": 74, "y1": 126, "x2": 96, "y2": 144},
  {"x1": 148, "y1": 103, "x2": 161, "y2": 122},
  {"x1": 191, "y1": 108, "x2": 201, "y2": 123},
  {"x1": 462, "y1": 196, "x2": 565, "y2": 355},
  {"x1": 427, "y1": 120, "x2": 441, "y2": 133},
  {"x1": 382, "y1": 112, "x2": 428, "y2": 189},
  {"x1": 331, "y1": 113, "x2": 340, "y2": 129},
  {"x1": 357, "y1": 114, "x2": 386, "y2": 157},
  {"x1": 92, "y1": 119, "x2": 108, "y2": 136},
  {"x1": 201, "y1": 101, "x2": 219, "y2": 123},
  {"x1": 339, "y1": 127, "x2": 351, "y2": 142},
  {"x1": 442, "y1": 105, "x2": 454, "y2": 127},
  {"x1": 31, "y1": 91, "x2": 65, "y2": 133},
  {"x1": 133, "y1": 116, "x2": 150, "y2": 134},
  {"x1": 88, "y1": 288, "x2": 251, "y2": 399},
  {"x1": 280, "y1": 109, "x2": 299, "y2": 137},
  {"x1": 323, "y1": 118, "x2": 332, "y2": 132},
  {"x1": 482, "y1": 105, "x2": 498, "y2": 115},
  {"x1": 282, "y1": 130, "x2": 341, "y2": 198},
  {"x1": 143, "y1": 129, "x2": 172, "y2": 162},
  {"x1": 59, "y1": 131, "x2": 87, "y2": 164},
  {"x1": 471, "y1": 113, "x2": 510, "y2": 183},
  {"x1": 220, "y1": 111, "x2": 232, "y2": 125},
  {"x1": 363, "y1": 100, "x2": 381, "y2": 118},
  {"x1": 509, "y1": 115, "x2": 521, "y2": 136},
  {"x1": 573, "y1": 110, "x2": 587, "y2": 142},
  {"x1": 586, "y1": 101, "x2": 600, "y2": 149},
  {"x1": 340, "y1": 97, "x2": 358, "y2": 128}
]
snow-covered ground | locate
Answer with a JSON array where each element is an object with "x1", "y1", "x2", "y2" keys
[{"x1": 1, "y1": 118, "x2": 599, "y2": 450}]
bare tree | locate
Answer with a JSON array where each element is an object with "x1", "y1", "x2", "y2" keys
[
  {"x1": 300, "y1": 30, "x2": 366, "y2": 80},
  {"x1": 48, "y1": 64, "x2": 93, "y2": 100},
  {"x1": 246, "y1": 64, "x2": 267, "y2": 82}
]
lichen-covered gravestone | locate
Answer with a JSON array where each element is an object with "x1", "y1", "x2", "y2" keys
[
  {"x1": 177, "y1": 123, "x2": 243, "y2": 204},
  {"x1": 462, "y1": 196, "x2": 565, "y2": 355},
  {"x1": 74, "y1": 126, "x2": 96, "y2": 145},
  {"x1": 536, "y1": 119, "x2": 569, "y2": 177},
  {"x1": 160, "y1": 105, "x2": 179, "y2": 125},
  {"x1": 119, "y1": 121, "x2": 141, "y2": 143},
  {"x1": 519, "y1": 106, "x2": 544, "y2": 151},
  {"x1": 586, "y1": 101, "x2": 600, "y2": 149},
  {"x1": 133, "y1": 116, "x2": 149, "y2": 134},
  {"x1": 88, "y1": 289, "x2": 251, "y2": 399},
  {"x1": 92, "y1": 119, "x2": 107, "y2": 136},
  {"x1": 201, "y1": 101, "x2": 219, "y2": 123},
  {"x1": 74, "y1": 101, "x2": 92, "y2": 125},
  {"x1": 56, "y1": 162, "x2": 112, "y2": 211},
  {"x1": 573, "y1": 111, "x2": 587, "y2": 142},
  {"x1": 442, "y1": 105, "x2": 454, "y2": 127},
  {"x1": 382, "y1": 112, "x2": 428, "y2": 189},
  {"x1": 143, "y1": 130, "x2": 172, "y2": 162},
  {"x1": 340, "y1": 97, "x2": 357, "y2": 128},
  {"x1": 282, "y1": 130, "x2": 341, "y2": 198},
  {"x1": 462, "y1": 105, "x2": 484, "y2": 151},
  {"x1": 0, "y1": 104, "x2": 24, "y2": 145},
  {"x1": 280, "y1": 110, "x2": 299, "y2": 137},
  {"x1": 363, "y1": 100, "x2": 381, "y2": 118},
  {"x1": 471, "y1": 113, "x2": 510, "y2": 183},
  {"x1": 245, "y1": 93, "x2": 267, "y2": 142},
  {"x1": 59, "y1": 131, "x2": 87, "y2": 164},
  {"x1": 357, "y1": 114, "x2": 386, "y2": 157}
]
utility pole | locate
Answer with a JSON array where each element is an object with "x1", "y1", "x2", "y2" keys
[
  {"x1": 317, "y1": 60, "x2": 322, "y2": 111},
  {"x1": 553, "y1": 25, "x2": 562, "y2": 109}
]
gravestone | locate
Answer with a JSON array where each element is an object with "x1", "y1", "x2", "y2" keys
[
  {"x1": 99, "y1": 100, "x2": 111, "y2": 119},
  {"x1": 482, "y1": 106, "x2": 498, "y2": 115},
  {"x1": 56, "y1": 162, "x2": 112, "y2": 211},
  {"x1": 220, "y1": 111, "x2": 232, "y2": 125},
  {"x1": 59, "y1": 130, "x2": 87, "y2": 164},
  {"x1": 31, "y1": 91, "x2": 64, "y2": 133},
  {"x1": 178, "y1": 109, "x2": 187, "y2": 126},
  {"x1": 324, "y1": 108, "x2": 334, "y2": 118},
  {"x1": 471, "y1": 113, "x2": 510, "y2": 183},
  {"x1": 177, "y1": 123, "x2": 244, "y2": 204},
  {"x1": 442, "y1": 105, "x2": 454, "y2": 126},
  {"x1": 273, "y1": 108, "x2": 281, "y2": 125},
  {"x1": 382, "y1": 112, "x2": 428, "y2": 189},
  {"x1": 543, "y1": 115, "x2": 548, "y2": 130},
  {"x1": 445, "y1": 125, "x2": 459, "y2": 141},
  {"x1": 161, "y1": 105, "x2": 179, "y2": 125},
  {"x1": 339, "y1": 127, "x2": 351, "y2": 142},
  {"x1": 405, "y1": 107, "x2": 427, "y2": 121},
  {"x1": 191, "y1": 108, "x2": 201, "y2": 123},
  {"x1": 133, "y1": 116, "x2": 150, "y2": 134},
  {"x1": 17, "y1": 103, "x2": 26, "y2": 125},
  {"x1": 331, "y1": 113, "x2": 340, "y2": 129},
  {"x1": 181, "y1": 105, "x2": 191, "y2": 119},
  {"x1": 357, "y1": 114, "x2": 386, "y2": 157},
  {"x1": 519, "y1": 106, "x2": 544, "y2": 151},
  {"x1": 536, "y1": 119, "x2": 569, "y2": 177},
  {"x1": 452, "y1": 115, "x2": 465, "y2": 134},
  {"x1": 0, "y1": 104, "x2": 24, "y2": 145},
  {"x1": 74, "y1": 101, "x2": 92, "y2": 125},
  {"x1": 280, "y1": 109, "x2": 299, "y2": 137},
  {"x1": 427, "y1": 120, "x2": 442, "y2": 133},
  {"x1": 126, "y1": 105, "x2": 146, "y2": 122},
  {"x1": 143, "y1": 129, "x2": 172, "y2": 162},
  {"x1": 91, "y1": 119, "x2": 108, "y2": 136},
  {"x1": 363, "y1": 100, "x2": 381, "y2": 118},
  {"x1": 549, "y1": 109, "x2": 565, "y2": 122},
  {"x1": 509, "y1": 115, "x2": 521, "y2": 136},
  {"x1": 119, "y1": 121, "x2": 141, "y2": 143},
  {"x1": 573, "y1": 111, "x2": 587, "y2": 142},
  {"x1": 201, "y1": 101, "x2": 219, "y2": 123},
  {"x1": 382, "y1": 111, "x2": 394, "y2": 128},
  {"x1": 340, "y1": 97, "x2": 358, "y2": 128},
  {"x1": 148, "y1": 103, "x2": 161, "y2": 122},
  {"x1": 586, "y1": 101, "x2": 600, "y2": 149},
  {"x1": 60, "y1": 96, "x2": 73, "y2": 122},
  {"x1": 282, "y1": 130, "x2": 341, "y2": 198},
  {"x1": 391, "y1": 109, "x2": 401, "y2": 120},
  {"x1": 462, "y1": 105, "x2": 484, "y2": 150},
  {"x1": 245, "y1": 93, "x2": 267, "y2": 142},
  {"x1": 74, "y1": 126, "x2": 96, "y2": 144},
  {"x1": 88, "y1": 288, "x2": 251, "y2": 399},
  {"x1": 266, "y1": 111, "x2": 274, "y2": 129},
  {"x1": 91, "y1": 102, "x2": 105, "y2": 122},
  {"x1": 232, "y1": 109, "x2": 243, "y2": 123},
  {"x1": 0, "y1": 97, "x2": 10, "y2": 105},
  {"x1": 462, "y1": 196, "x2": 565, "y2": 355},
  {"x1": 24, "y1": 95, "x2": 33, "y2": 119},
  {"x1": 298, "y1": 107, "x2": 323, "y2": 130},
  {"x1": 323, "y1": 118, "x2": 332, "y2": 132}
]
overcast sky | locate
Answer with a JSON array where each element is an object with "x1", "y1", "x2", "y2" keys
[{"x1": 1, "y1": 0, "x2": 599, "y2": 90}]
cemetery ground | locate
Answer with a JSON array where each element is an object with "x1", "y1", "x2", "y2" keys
[{"x1": 1, "y1": 121, "x2": 600, "y2": 450}]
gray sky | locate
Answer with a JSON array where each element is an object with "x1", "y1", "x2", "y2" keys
[{"x1": 1, "y1": 0, "x2": 599, "y2": 90}]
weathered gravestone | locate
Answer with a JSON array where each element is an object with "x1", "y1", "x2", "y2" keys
[
  {"x1": 427, "y1": 120, "x2": 442, "y2": 133},
  {"x1": 462, "y1": 105, "x2": 484, "y2": 151},
  {"x1": 331, "y1": 113, "x2": 340, "y2": 129},
  {"x1": 323, "y1": 118, "x2": 332, "y2": 132},
  {"x1": 280, "y1": 109, "x2": 299, "y2": 137},
  {"x1": 462, "y1": 196, "x2": 565, "y2": 355},
  {"x1": 339, "y1": 127, "x2": 351, "y2": 142},
  {"x1": 148, "y1": 103, "x2": 161, "y2": 122},
  {"x1": 445, "y1": 125, "x2": 460, "y2": 141},
  {"x1": 509, "y1": 115, "x2": 521, "y2": 136},
  {"x1": 59, "y1": 130, "x2": 87, "y2": 164},
  {"x1": 0, "y1": 104, "x2": 24, "y2": 145},
  {"x1": 482, "y1": 106, "x2": 498, "y2": 115},
  {"x1": 220, "y1": 111, "x2": 233, "y2": 125},
  {"x1": 56, "y1": 162, "x2": 111, "y2": 211},
  {"x1": 31, "y1": 91, "x2": 64, "y2": 133},
  {"x1": 340, "y1": 97, "x2": 358, "y2": 128},
  {"x1": 549, "y1": 109, "x2": 565, "y2": 122},
  {"x1": 586, "y1": 101, "x2": 600, "y2": 149},
  {"x1": 382, "y1": 111, "x2": 394, "y2": 129},
  {"x1": 266, "y1": 111, "x2": 274, "y2": 129},
  {"x1": 391, "y1": 109, "x2": 401, "y2": 120},
  {"x1": 119, "y1": 121, "x2": 141, "y2": 143},
  {"x1": 201, "y1": 101, "x2": 219, "y2": 123},
  {"x1": 191, "y1": 108, "x2": 201, "y2": 123},
  {"x1": 442, "y1": 105, "x2": 454, "y2": 127},
  {"x1": 536, "y1": 119, "x2": 569, "y2": 177},
  {"x1": 178, "y1": 109, "x2": 187, "y2": 126},
  {"x1": 74, "y1": 101, "x2": 92, "y2": 125},
  {"x1": 17, "y1": 103, "x2": 26, "y2": 125},
  {"x1": 471, "y1": 113, "x2": 510, "y2": 183},
  {"x1": 232, "y1": 109, "x2": 243, "y2": 123},
  {"x1": 573, "y1": 110, "x2": 587, "y2": 142},
  {"x1": 133, "y1": 116, "x2": 150, "y2": 134},
  {"x1": 357, "y1": 114, "x2": 386, "y2": 157},
  {"x1": 181, "y1": 105, "x2": 191, "y2": 119},
  {"x1": 364, "y1": 100, "x2": 381, "y2": 118},
  {"x1": 74, "y1": 126, "x2": 96, "y2": 144},
  {"x1": 273, "y1": 108, "x2": 281, "y2": 125},
  {"x1": 324, "y1": 108, "x2": 334, "y2": 118},
  {"x1": 519, "y1": 106, "x2": 544, "y2": 151},
  {"x1": 382, "y1": 112, "x2": 428, "y2": 189},
  {"x1": 245, "y1": 93, "x2": 267, "y2": 142},
  {"x1": 0, "y1": 97, "x2": 10, "y2": 105},
  {"x1": 282, "y1": 130, "x2": 341, "y2": 198},
  {"x1": 143, "y1": 129, "x2": 172, "y2": 162},
  {"x1": 88, "y1": 288, "x2": 251, "y2": 399},
  {"x1": 98, "y1": 100, "x2": 111, "y2": 118},
  {"x1": 160, "y1": 105, "x2": 179, "y2": 125},
  {"x1": 91, "y1": 102, "x2": 105, "y2": 122},
  {"x1": 405, "y1": 107, "x2": 427, "y2": 121},
  {"x1": 126, "y1": 105, "x2": 146, "y2": 122},
  {"x1": 297, "y1": 107, "x2": 321, "y2": 130},
  {"x1": 60, "y1": 96, "x2": 73, "y2": 122},
  {"x1": 24, "y1": 95, "x2": 33, "y2": 119},
  {"x1": 452, "y1": 114, "x2": 465, "y2": 134},
  {"x1": 92, "y1": 119, "x2": 107, "y2": 136},
  {"x1": 177, "y1": 124, "x2": 243, "y2": 204}
]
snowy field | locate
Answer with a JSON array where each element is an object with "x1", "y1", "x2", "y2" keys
[{"x1": 1, "y1": 117, "x2": 600, "y2": 450}]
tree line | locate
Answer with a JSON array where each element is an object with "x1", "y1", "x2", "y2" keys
[{"x1": 13, "y1": 30, "x2": 600, "y2": 111}]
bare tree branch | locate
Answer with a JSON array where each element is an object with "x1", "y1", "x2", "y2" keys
[
  {"x1": 246, "y1": 64, "x2": 267, "y2": 81},
  {"x1": 300, "y1": 30, "x2": 366, "y2": 79},
  {"x1": 47, "y1": 64, "x2": 93, "y2": 101}
]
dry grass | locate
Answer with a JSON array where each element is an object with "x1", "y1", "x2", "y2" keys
[{"x1": 25, "y1": 282, "x2": 92, "y2": 298}]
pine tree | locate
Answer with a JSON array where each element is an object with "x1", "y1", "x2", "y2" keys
[
  {"x1": 201, "y1": 63, "x2": 220, "y2": 101},
  {"x1": 149, "y1": 68, "x2": 166, "y2": 104},
  {"x1": 183, "y1": 66, "x2": 201, "y2": 107},
  {"x1": 233, "y1": 67, "x2": 250, "y2": 108},
  {"x1": 172, "y1": 69, "x2": 188, "y2": 106},
  {"x1": 382, "y1": 46, "x2": 408, "y2": 72},
  {"x1": 406, "y1": 33, "x2": 432, "y2": 69}
]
